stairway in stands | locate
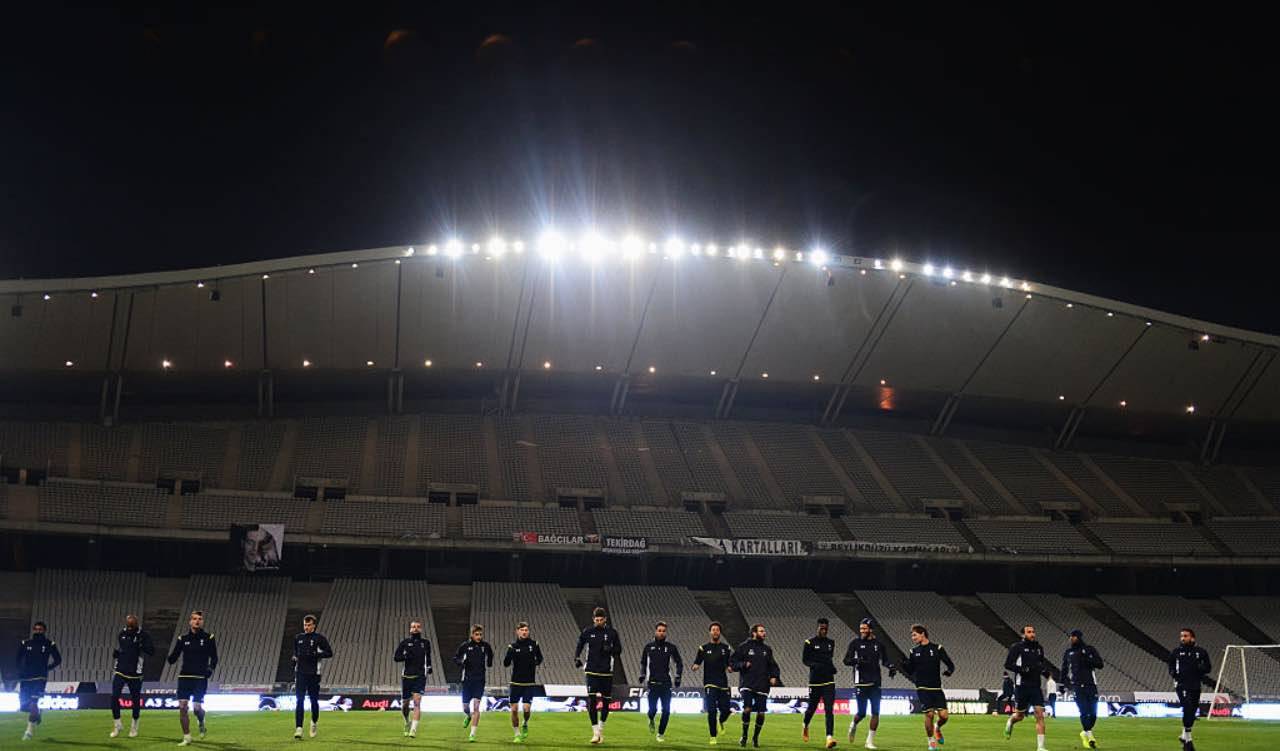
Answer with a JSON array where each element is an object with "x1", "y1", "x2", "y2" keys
[
  {"x1": 1070, "y1": 597, "x2": 1169, "y2": 661},
  {"x1": 690, "y1": 590, "x2": 750, "y2": 646},
  {"x1": 142, "y1": 576, "x2": 190, "y2": 681},
  {"x1": 1201, "y1": 598, "x2": 1280, "y2": 665},
  {"x1": 429, "y1": 585, "x2": 475, "y2": 683},
  {"x1": 945, "y1": 595, "x2": 1020, "y2": 647},
  {"x1": 820, "y1": 591, "x2": 908, "y2": 665}
]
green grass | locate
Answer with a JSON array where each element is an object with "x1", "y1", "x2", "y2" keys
[{"x1": 1, "y1": 710, "x2": 1276, "y2": 749}]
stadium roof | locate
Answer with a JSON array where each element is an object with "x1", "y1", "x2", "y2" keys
[{"x1": 2, "y1": 240, "x2": 1277, "y2": 429}]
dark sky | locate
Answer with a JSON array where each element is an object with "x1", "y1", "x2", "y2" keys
[{"x1": 3, "y1": 3, "x2": 1277, "y2": 332}]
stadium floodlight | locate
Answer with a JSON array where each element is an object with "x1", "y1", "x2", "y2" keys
[
  {"x1": 942, "y1": 266, "x2": 954, "y2": 279},
  {"x1": 261, "y1": 274, "x2": 269, "y2": 279},
  {"x1": 405, "y1": 247, "x2": 415, "y2": 256},
  {"x1": 810, "y1": 248, "x2": 829, "y2": 266},
  {"x1": 1186, "y1": 405, "x2": 1196, "y2": 414},
  {"x1": 1119, "y1": 400, "x2": 1127, "y2": 407},
  {"x1": 308, "y1": 268, "x2": 316, "y2": 274},
  {"x1": 761, "y1": 372, "x2": 769, "y2": 378},
  {"x1": 488, "y1": 237, "x2": 508, "y2": 257},
  {"x1": 445, "y1": 239, "x2": 463, "y2": 258},
  {"x1": 812, "y1": 374, "x2": 820, "y2": 381},
  {"x1": 302, "y1": 359, "x2": 311, "y2": 368},
  {"x1": 1106, "y1": 312, "x2": 1114, "y2": 317},
  {"x1": 1021, "y1": 281, "x2": 1031, "y2": 291},
  {"x1": 64, "y1": 360, "x2": 73, "y2": 367},
  {"x1": 366, "y1": 360, "x2": 375, "y2": 367},
  {"x1": 710, "y1": 370, "x2": 717, "y2": 376},
  {"x1": 880, "y1": 378, "x2": 887, "y2": 386},
  {"x1": 621, "y1": 235, "x2": 644, "y2": 260},
  {"x1": 581, "y1": 231, "x2": 609, "y2": 263},
  {"x1": 162, "y1": 359, "x2": 173, "y2": 369},
  {"x1": 706, "y1": 243, "x2": 719, "y2": 257},
  {"x1": 424, "y1": 359, "x2": 433, "y2": 367},
  {"x1": 999, "y1": 276, "x2": 1012, "y2": 288},
  {"x1": 224, "y1": 360, "x2": 234, "y2": 369},
  {"x1": 475, "y1": 361, "x2": 483, "y2": 368},
  {"x1": 1058, "y1": 395, "x2": 1066, "y2": 401},
  {"x1": 351, "y1": 262, "x2": 359, "y2": 268},
  {"x1": 772, "y1": 247, "x2": 786, "y2": 261},
  {"x1": 874, "y1": 258, "x2": 884, "y2": 269},
  {"x1": 90, "y1": 291, "x2": 99, "y2": 298},
  {"x1": 1066, "y1": 303, "x2": 1074, "y2": 308},
  {"x1": 394, "y1": 259, "x2": 401, "y2": 264},
  {"x1": 196, "y1": 282, "x2": 205, "y2": 289},
  {"x1": 962, "y1": 271, "x2": 973, "y2": 282},
  {"x1": 538, "y1": 229, "x2": 566, "y2": 261},
  {"x1": 595, "y1": 365, "x2": 603, "y2": 371},
  {"x1": 648, "y1": 365, "x2": 656, "y2": 374},
  {"x1": 690, "y1": 243, "x2": 702, "y2": 256},
  {"x1": 981, "y1": 273, "x2": 992, "y2": 284},
  {"x1": 860, "y1": 268, "x2": 867, "y2": 275},
  {"x1": 512, "y1": 240, "x2": 525, "y2": 254},
  {"x1": 543, "y1": 361, "x2": 552, "y2": 369},
  {"x1": 753, "y1": 246, "x2": 764, "y2": 259},
  {"x1": 665, "y1": 237, "x2": 686, "y2": 258},
  {"x1": 426, "y1": 244, "x2": 439, "y2": 256},
  {"x1": 471, "y1": 243, "x2": 481, "y2": 253},
  {"x1": 923, "y1": 263, "x2": 935, "y2": 276}
]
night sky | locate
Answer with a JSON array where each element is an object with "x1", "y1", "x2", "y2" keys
[{"x1": 3, "y1": 3, "x2": 1276, "y2": 332}]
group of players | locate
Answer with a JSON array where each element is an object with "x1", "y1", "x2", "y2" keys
[{"x1": 12, "y1": 606, "x2": 1215, "y2": 751}]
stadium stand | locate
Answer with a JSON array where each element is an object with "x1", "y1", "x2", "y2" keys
[
  {"x1": 320, "y1": 578, "x2": 447, "y2": 690},
  {"x1": 709, "y1": 422, "x2": 777, "y2": 509},
  {"x1": 976, "y1": 592, "x2": 1151, "y2": 691},
  {"x1": 137, "y1": 423, "x2": 228, "y2": 485},
  {"x1": 237, "y1": 421, "x2": 287, "y2": 491},
  {"x1": 817, "y1": 430, "x2": 897, "y2": 513},
  {"x1": 670, "y1": 422, "x2": 732, "y2": 498},
  {"x1": 723, "y1": 511, "x2": 840, "y2": 541},
  {"x1": 1098, "y1": 594, "x2": 1280, "y2": 696},
  {"x1": 470, "y1": 582, "x2": 580, "y2": 685},
  {"x1": 962, "y1": 517, "x2": 1099, "y2": 556},
  {"x1": 966, "y1": 442, "x2": 1075, "y2": 513},
  {"x1": 534, "y1": 415, "x2": 610, "y2": 498},
  {"x1": 1043, "y1": 452, "x2": 1135, "y2": 517},
  {"x1": 292, "y1": 417, "x2": 366, "y2": 486},
  {"x1": 602, "y1": 419, "x2": 656, "y2": 506},
  {"x1": 29, "y1": 569, "x2": 146, "y2": 685},
  {"x1": 926, "y1": 437, "x2": 1013, "y2": 515},
  {"x1": 0, "y1": 420, "x2": 70, "y2": 475},
  {"x1": 1082, "y1": 520, "x2": 1218, "y2": 557},
  {"x1": 367, "y1": 416, "x2": 410, "y2": 497},
  {"x1": 857, "y1": 589, "x2": 1006, "y2": 690},
  {"x1": 854, "y1": 431, "x2": 962, "y2": 510},
  {"x1": 81, "y1": 425, "x2": 132, "y2": 482},
  {"x1": 842, "y1": 515, "x2": 970, "y2": 550},
  {"x1": 460, "y1": 503, "x2": 582, "y2": 541},
  {"x1": 1190, "y1": 466, "x2": 1269, "y2": 516},
  {"x1": 39, "y1": 479, "x2": 170, "y2": 528},
  {"x1": 493, "y1": 416, "x2": 533, "y2": 502},
  {"x1": 1244, "y1": 467, "x2": 1280, "y2": 512},
  {"x1": 604, "y1": 585, "x2": 708, "y2": 678},
  {"x1": 592, "y1": 508, "x2": 706, "y2": 544},
  {"x1": 640, "y1": 421, "x2": 700, "y2": 502},
  {"x1": 746, "y1": 423, "x2": 846, "y2": 505},
  {"x1": 1089, "y1": 455, "x2": 1204, "y2": 514},
  {"x1": 729, "y1": 587, "x2": 857, "y2": 688},
  {"x1": 320, "y1": 497, "x2": 447, "y2": 539},
  {"x1": 181, "y1": 491, "x2": 308, "y2": 532},
  {"x1": 1206, "y1": 518, "x2": 1280, "y2": 556},
  {"x1": 160, "y1": 575, "x2": 290, "y2": 686},
  {"x1": 0, "y1": 479, "x2": 7, "y2": 518},
  {"x1": 1222, "y1": 596, "x2": 1280, "y2": 644},
  {"x1": 418, "y1": 414, "x2": 489, "y2": 495}
]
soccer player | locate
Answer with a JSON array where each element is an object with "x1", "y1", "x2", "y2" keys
[
  {"x1": 393, "y1": 620, "x2": 433, "y2": 738},
  {"x1": 801, "y1": 617, "x2": 838, "y2": 749},
  {"x1": 504, "y1": 621, "x2": 543, "y2": 743},
  {"x1": 292, "y1": 614, "x2": 334, "y2": 740},
  {"x1": 167, "y1": 610, "x2": 218, "y2": 746},
  {"x1": 899, "y1": 624, "x2": 954, "y2": 751},
  {"x1": 731, "y1": 624, "x2": 780, "y2": 748},
  {"x1": 639, "y1": 621, "x2": 684, "y2": 743},
  {"x1": 15, "y1": 620, "x2": 61, "y2": 742},
  {"x1": 1168, "y1": 628, "x2": 1211, "y2": 751},
  {"x1": 1004, "y1": 625, "x2": 1050, "y2": 751},
  {"x1": 1060, "y1": 629, "x2": 1104, "y2": 749},
  {"x1": 843, "y1": 617, "x2": 895, "y2": 750},
  {"x1": 455, "y1": 624, "x2": 495, "y2": 742},
  {"x1": 111, "y1": 613, "x2": 153, "y2": 739},
  {"x1": 574, "y1": 606, "x2": 622, "y2": 744},
  {"x1": 691, "y1": 621, "x2": 735, "y2": 745}
]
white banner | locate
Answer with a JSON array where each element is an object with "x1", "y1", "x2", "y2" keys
[{"x1": 691, "y1": 537, "x2": 808, "y2": 557}]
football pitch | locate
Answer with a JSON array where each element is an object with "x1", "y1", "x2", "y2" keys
[{"x1": 2, "y1": 711, "x2": 1277, "y2": 749}]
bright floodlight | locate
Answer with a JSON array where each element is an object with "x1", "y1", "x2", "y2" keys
[
  {"x1": 622, "y1": 235, "x2": 644, "y2": 260},
  {"x1": 961, "y1": 271, "x2": 973, "y2": 282},
  {"x1": 980, "y1": 273, "x2": 992, "y2": 284},
  {"x1": 538, "y1": 229, "x2": 566, "y2": 260},
  {"x1": 580, "y1": 231, "x2": 609, "y2": 263},
  {"x1": 706, "y1": 243, "x2": 719, "y2": 257},
  {"x1": 426, "y1": 244, "x2": 439, "y2": 256},
  {"x1": 424, "y1": 359, "x2": 433, "y2": 367},
  {"x1": 162, "y1": 359, "x2": 172, "y2": 369},
  {"x1": 488, "y1": 236, "x2": 508, "y2": 257},
  {"x1": 405, "y1": 247, "x2": 415, "y2": 256},
  {"x1": 690, "y1": 243, "x2": 702, "y2": 256},
  {"x1": 942, "y1": 266, "x2": 954, "y2": 279},
  {"x1": 444, "y1": 239, "x2": 463, "y2": 258},
  {"x1": 923, "y1": 263, "x2": 935, "y2": 276},
  {"x1": 890, "y1": 259, "x2": 904, "y2": 272},
  {"x1": 512, "y1": 240, "x2": 525, "y2": 254},
  {"x1": 810, "y1": 248, "x2": 829, "y2": 266},
  {"x1": 543, "y1": 361, "x2": 552, "y2": 369},
  {"x1": 999, "y1": 276, "x2": 1012, "y2": 288},
  {"x1": 753, "y1": 247, "x2": 764, "y2": 259},
  {"x1": 302, "y1": 359, "x2": 311, "y2": 368},
  {"x1": 366, "y1": 360, "x2": 375, "y2": 367},
  {"x1": 224, "y1": 360, "x2": 233, "y2": 368},
  {"x1": 1186, "y1": 405, "x2": 1196, "y2": 414},
  {"x1": 772, "y1": 247, "x2": 786, "y2": 261},
  {"x1": 64, "y1": 360, "x2": 73, "y2": 367}
]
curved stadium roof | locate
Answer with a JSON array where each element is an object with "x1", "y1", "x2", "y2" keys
[{"x1": 2, "y1": 241, "x2": 1277, "y2": 428}]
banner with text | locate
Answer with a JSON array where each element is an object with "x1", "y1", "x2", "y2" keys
[
  {"x1": 601, "y1": 536, "x2": 648, "y2": 555},
  {"x1": 691, "y1": 537, "x2": 808, "y2": 557}
]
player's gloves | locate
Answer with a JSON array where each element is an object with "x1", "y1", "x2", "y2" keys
[
  {"x1": 675, "y1": 676, "x2": 682, "y2": 688},
  {"x1": 888, "y1": 667, "x2": 898, "y2": 679},
  {"x1": 574, "y1": 658, "x2": 584, "y2": 669},
  {"x1": 427, "y1": 666, "x2": 433, "y2": 675},
  {"x1": 638, "y1": 674, "x2": 646, "y2": 684},
  {"x1": 942, "y1": 669, "x2": 953, "y2": 677}
]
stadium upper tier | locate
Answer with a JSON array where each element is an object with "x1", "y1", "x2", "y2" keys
[{"x1": 1, "y1": 243, "x2": 1278, "y2": 425}]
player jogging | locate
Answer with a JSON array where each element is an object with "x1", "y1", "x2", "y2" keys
[
  {"x1": 801, "y1": 617, "x2": 838, "y2": 749},
  {"x1": 1004, "y1": 624, "x2": 1050, "y2": 751},
  {"x1": 167, "y1": 611, "x2": 218, "y2": 746},
  {"x1": 393, "y1": 620, "x2": 433, "y2": 738},
  {"x1": 639, "y1": 621, "x2": 684, "y2": 743},
  {"x1": 575, "y1": 606, "x2": 622, "y2": 745},
  {"x1": 843, "y1": 617, "x2": 895, "y2": 749},
  {"x1": 732, "y1": 624, "x2": 780, "y2": 748},
  {"x1": 1060, "y1": 629, "x2": 1104, "y2": 749},
  {"x1": 455, "y1": 624, "x2": 495, "y2": 742},
  {"x1": 899, "y1": 624, "x2": 954, "y2": 751},
  {"x1": 504, "y1": 621, "x2": 543, "y2": 743},
  {"x1": 1168, "y1": 628, "x2": 1211, "y2": 751},
  {"x1": 110, "y1": 614, "x2": 153, "y2": 739},
  {"x1": 292, "y1": 614, "x2": 333, "y2": 740},
  {"x1": 16, "y1": 620, "x2": 61, "y2": 742},
  {"x1": 691, "y1": 621, "x2": 735, "y2": 745}
]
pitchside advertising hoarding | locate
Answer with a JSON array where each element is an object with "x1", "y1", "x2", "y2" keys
[{"x1": 3, "y1": 688, "x2": 1271, "y2": 718}]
